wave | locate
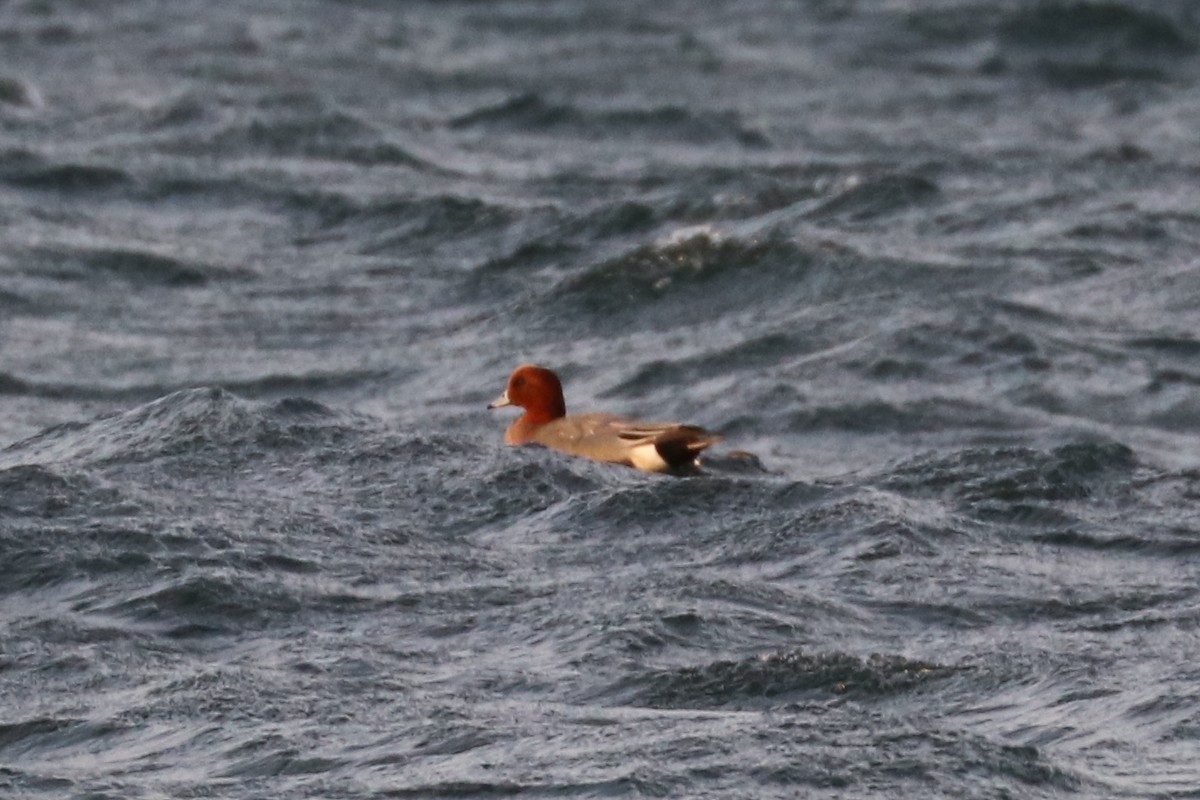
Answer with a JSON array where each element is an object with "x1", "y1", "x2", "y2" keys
[
  {"x1": 0, "y1": 369, "x2": 380, "y2": 406},
  {"x1": 0, "y1": 387, "x2": 584, "y2": 539},
  {"x1": 529, "y1": 230, "x2": 810, "y2": 326},
  {"x1": 0, "y1": 716, "x2": 115, "y2": 759},
  {"x1": 470, "y1": 166, "x2": 934, "y2": 313},
  {"x1": 300, "y1": 193, "x2": 534, "y2": 257},
  {"x1": 786, "y1": 398, "x2": 1009, "y2": 434},
  {"x1": 0, "y1": 462, "x2": 151, "y2": 594},
  {"x1": 0, "y1": 75, "x2": 40, "y2": 108},
  {"x1": 0, "y1": 148, "x2": 129, "y2": 191},
  {"x1": 23, "y1": 243, "x2": 246, "y2": 287},
  {"x1": 904, "y1": 2, "x2": 1195, "y2": 86},
  {"x1": 105, "y1": 574, "x2": 304, "y2": 638},
  {"x1": 218, "y1": 370, "x2": 389, "y2": 397},
  {"x1": 450, "y1": 93, "x2": 770, "y2": 147},
  {"x1": 0, "y1": 387, "x2": 348, "y2": 468},
  {"x1": 155, "y1": 92, "x2": 440, "y2": 169},
  {"x1": 0, "y1": 287, "x2": 36, "y2": 312},
  {"x1": 998, "y1": 2, "x2": 1197, "y2": 87},
  {"x1": 523, "y1": 227, "x2": 975, "y2": 337},
  {"x1": 1127, "y1": 334, "x2": 1200, "y2": 357},
  {"x1": 998, "y1": 3, "x2": 1194, "y2": 55},
  {"x1": 0, "y1": 462, "x2": 114, "y2": 520},
  {"x1": 0, "y1": 372, "x2": 33, "y2": 395},
  {"x1": 802, "y1": 172, "x2": 939, "y2": 223},
  {"x1": 625, "y1": 648, "x2": 951, "y2": 710},
  {"x1": 1029, "y1": 528, "x2": 1200, "y2": 557},
  {"x1": 879, "y1": 441, "x2": 1137, "y2": 506}
]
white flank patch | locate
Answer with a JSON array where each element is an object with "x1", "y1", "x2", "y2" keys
[{"x1": 628, "y1": 442, "x2": 671, "y2": 472}]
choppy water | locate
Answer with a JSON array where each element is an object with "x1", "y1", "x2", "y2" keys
[{"x1": 3, "y1": 1, "x2": 1200, "y2": 797}]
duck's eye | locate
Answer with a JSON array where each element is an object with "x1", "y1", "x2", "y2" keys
[{"x1": 513, "y1": 376, "x2": 526, "y2": 388}]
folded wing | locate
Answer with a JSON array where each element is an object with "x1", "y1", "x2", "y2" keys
[{"x1": 528, "y1": 412, "x2": 723, "y2": 472}]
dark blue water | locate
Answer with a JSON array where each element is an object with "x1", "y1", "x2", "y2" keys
[{"x1": 3, "y1": 1, "x2": 1200, "y2": 797}]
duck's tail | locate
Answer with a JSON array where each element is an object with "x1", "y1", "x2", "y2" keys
[{"x1": 651, "y1": 426, "x2": 724, "y2": 471}]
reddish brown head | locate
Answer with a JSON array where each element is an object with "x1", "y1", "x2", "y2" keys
[{"x1": 487, "y1": 364, "x2": 567, "y2": 443}]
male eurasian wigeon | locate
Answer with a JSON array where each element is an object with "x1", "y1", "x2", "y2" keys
[{"x1": 487, "y1": 364, "x2": 723, "y2": 473}]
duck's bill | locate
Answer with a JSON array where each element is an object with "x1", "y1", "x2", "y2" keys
[{"x1": 487, "y1": 390, "x2": 511, "y2": 410}]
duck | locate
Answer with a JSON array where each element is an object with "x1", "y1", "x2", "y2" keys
[{"x1": 488, "y1": 364, "x2": 723, "y2": 473}]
